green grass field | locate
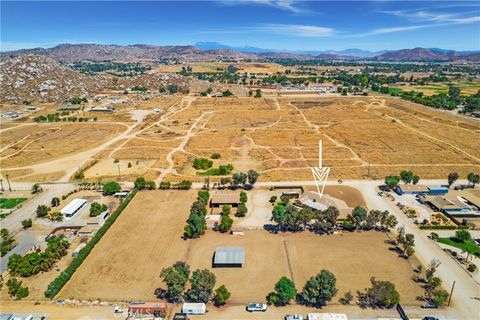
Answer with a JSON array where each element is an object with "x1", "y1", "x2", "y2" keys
[
  {"x1": 0, "y1": 197, "x2": 27, "y2": 209},
  {"x1": 437, "y1": 237, "x2": 480, "y2": 258}
]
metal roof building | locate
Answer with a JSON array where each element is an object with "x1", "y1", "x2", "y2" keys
[
  {"x1": 213, "y1": 246, "x2": 245, "y2": 267},
  {"x1": 61, "y1": 198, "x2": 87, "y2": 218}
]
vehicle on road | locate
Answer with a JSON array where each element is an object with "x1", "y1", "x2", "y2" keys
[
  {"x1": 246, "y1": 303, "x2": 267, "y2": 312},
  {"x1": 378, "y1": 191, "x2": 384, "y2": 196},
  {"x1": 285, "y1": 314, "x2": 303, "y2": 320}
]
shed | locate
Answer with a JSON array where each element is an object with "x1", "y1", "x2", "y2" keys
[
  {"x1": 61, "y1": 198, "x2": 87, "y2": 218},
  {"x1": 307, "y1": 313, "x2": 348, "y2": 320},
  {"x1": 128, "y1": 302, "x2": 167, "y2": 316},
  {"x1": 395, "y1": 184, "x2": 429, "y2": 195},
  {"x1": 231, "y1": 227, "x2": 244, "y2": 236},
  {"x1": 72, "y1": 243, "x2": 86, "y2": 257},
  {"x1": 210, "y1": 193, "x2": 240, "y2": 208},
  {"x1": 213, "y1": 246, "x2": 245, "y2": 267}
]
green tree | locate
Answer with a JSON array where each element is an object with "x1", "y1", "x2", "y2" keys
[
  {"x1": 193, "y1": 158, "x2": 213, "y2": 170},
  {"x1": 357, "y1": 277, "x2": 400, "y2": 308},
  {"x1": 217, "y1": 214, "x2": 233, "y2": 233},
  {"x1": 301, "y1": 270, "x2": 338, "y2": 307},
  {"x1": 185, "y1": 214, "x2": 206, "y2": 238},
  {"x1": 51, "y1": 197, "x2": 60, "y2": 207},
  {"x1": 467, "y1": 172, "x2": 479, "y2": 187},
  {"x1": 432, "y1": 288, "x2": 449, "y2": 306},
  {"x1": 236, "y1": 203, "x2": 248, "y2": 217},
  {"x1": 269, "y1": 276, "x2": 296, "y2": 306},
  {"x1": 405, "y1": 246, "x2": 415, "y2": 259},
  {"x1": 232, "y1": 172, "x2": 247, "y2": 185},
  {"x1": 90, "y1": 202, "x2": 107, "y2": 217},
  {"x1": 6, "y1": 278, "x2": 29, "y2": 300},
  {"x1": 384, "y1": 176, "x2": 400, "y2": 189},
  {"x1": 134, "y1": 176, "x2": 147, "y2": 189},
  {"x1": 239, "y1": 191, "x2": 248, "y2": 203},
  {"x1": 36, "y1": 205, "x2": 49, "y2": 218},
  {"x1": 103, "y1": 181, "x2": 121, "y2": 193},
  {"x1": 247, "y1": 169, "x2": 260, "y2": 185},
  {"x1": 455, "y1": 229, "x2": 471, "y2": 242},
  {"x1": 160, "y1": 262, "x2": 190, "y2": 303},
  {"x1": 412, "y1": 175, "x2": 420, "y2": 185},
  {"x1": 400, "y1": 170, "x2": 414, "y2": 184},
  {"x1": 447, "y1": 172, "x2": 459, "y2": 188},
  {"x1": 32, "y1": 183, "x2": 42, "y2": 194},
  {"x1": 21, "y1": 219, "x2": 32, "y2": 229},
  {"x1": 188, "y1": 269, "x2": 216, "y2": 303},
  {"x1": 214, "y1": 285, "x2": 231, "y2": 307}
]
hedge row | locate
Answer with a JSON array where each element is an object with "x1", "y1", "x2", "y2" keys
[
  {"x1": 419, "y1": 225, "x2": 458, "y2": 230},
  {"x1": 44, "y1": 189, "x2": 138, "y2": 299}
]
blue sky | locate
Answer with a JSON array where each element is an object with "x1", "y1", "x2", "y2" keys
[{"x1": 1, "y1": 1, "x2": 479, "y2": 52}]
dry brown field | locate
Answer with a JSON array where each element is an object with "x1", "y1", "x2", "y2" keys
[
  {"x1": 153, "y1": 62, "x2": 286, "y2": 74},
  {"x1": 59, "y1": 190, "x2": 423, "y2": 305},
  {"x1": 0, "y1": 123, "x2": 127, "y2": 168},
  {"x1": 2, "y1": 96, "x2": 479, "y2": 182}
]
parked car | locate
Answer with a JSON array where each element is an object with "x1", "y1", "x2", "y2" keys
[
  {"x1": 422, "y1": 317, "x2": 440, "y2": 320},
  {"x1": 378, "y1": 191, "x2": 384, "y2": 196},
  {"x1": 246, "y1": 303, "x2": 267, "y2": 312},
  {"x1": 285, "y1": 314, "x2": 303, "y2": 320}
]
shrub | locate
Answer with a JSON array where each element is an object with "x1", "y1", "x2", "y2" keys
[
  {"x1": 193, "y1": 158, "x2": 213, "y2": 170},
  {"x1": 214, "y1": 285, "x2": 231, "y2": 306},
  {"x1": 210, "y1": 153, "x2": 221, "y2": 159},
  {"x1": 236, "y1": 203, "x2": 248, "y2": 217},
  {"x1": 467, "y1": 263, "x2": 477, "y2": 272},
  {"x1": 90, "y1": 202, "x2": 107, "y2": 217},
  {"x1": 44, "y1": 189, "x2": 137, "y2": 298},
  {"x1": 103, "y1": 182, "x2": 121, "y2": 193},
  {"x1": 6, "y1": 278, "x2": 29, "y2": 300},
  {"x1": 159, "y1": 182, "x2": 171, "y2": 190},
  {"x1": 21, "y1": 219, "x2": 32, "y2": 229},
  {"x1": 240, "y1": 191, "x2": 248, "y2": 203},
  {"x1": 269, "y1": 195, "x2": 277, "y2": 203}
]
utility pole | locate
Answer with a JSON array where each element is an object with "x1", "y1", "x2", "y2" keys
[
  {"x1": 448, "y1": 280, "x2": 456, "y2": 306},
  {"x1": 0, "y1": 179, "x2": 4, "y2": 192},
  {"x1": 5, "y1": 174, "x2": 12, "y2": 192},
  {"x1": 117, "y1": 163, "x2": 121, "y2": 179}
]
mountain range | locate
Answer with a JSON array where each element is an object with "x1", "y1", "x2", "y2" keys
[{"x1": 1, "y1": 43, "x2": 479, "y2": 62}]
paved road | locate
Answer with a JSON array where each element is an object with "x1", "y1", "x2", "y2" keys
[{"x1": 354, "y1": 181, "x2": 480, "y2": 320}]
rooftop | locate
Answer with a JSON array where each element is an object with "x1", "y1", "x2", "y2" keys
[
  {"x1": 396, "y1": 184, "x2": 430, "y2": 193},
  {"x1": 61, "y1": 198, "x2": 87, "y2": 215},
  {"x1": 214, "y1": 246, "x2": 245, "y2": 265},
  {"x1": 210, "y1": 193, "x2": 240, "y2": 204}
]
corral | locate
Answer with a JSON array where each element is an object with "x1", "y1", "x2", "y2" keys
[{"x1": 59, "y1": 190, "x2": 423, "y2": 305}]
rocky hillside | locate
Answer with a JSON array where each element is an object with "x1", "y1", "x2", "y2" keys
[
  {"x1": 1, "y1": 43, "x2": 256, "y2": 63},
  {"x1": 0, "y1": 55, "x2": 110, "y2": 103}
]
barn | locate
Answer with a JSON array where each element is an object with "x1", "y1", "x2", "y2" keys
[
  {"x1": 61, "y1": 198, "x2": 87, "y2": 218},
  {"x1": 213, "y1": 246, "x2": 245, "y2": 268}
]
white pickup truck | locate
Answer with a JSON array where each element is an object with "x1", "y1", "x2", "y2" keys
[{"x1": 246, "y1": 303, "x2": 267, "y2": 312}]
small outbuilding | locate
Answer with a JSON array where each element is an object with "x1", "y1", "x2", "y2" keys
[
  {"x1": 395, "y1": 184, "x2": 429, "y2": 195},
  {"x1": 231, "y1": 227, "x2": 244, "y2": 236},
  {"x1": 210, "y1": 193, "x2": 241, "y2": 208},
  {"x1": 213, "y1": 246, "x2": 245, "y2": 268},
  {"x1": 61, "y1": 198, "x2": 87, "y2": 218}
]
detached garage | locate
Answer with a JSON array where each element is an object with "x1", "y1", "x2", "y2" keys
[{"x1": 213, "y1": 246, "x2": 245, "y2": 268}]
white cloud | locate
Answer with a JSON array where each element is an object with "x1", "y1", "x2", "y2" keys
[
  {"x1": 215, "y1": 0, "x2": 311, "y2": 14},
  {"x1": 261, "y1": 23, "x2": 334, "y2": 37}
]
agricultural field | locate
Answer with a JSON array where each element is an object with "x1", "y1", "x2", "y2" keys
[
  {"x1": 58, "y1": 190, "x2": 423, "y2": 304},
  {"x1": 392, "y1": 80, "x2": 480, "y2": 96},
  {"x1": 154, "y1": 61, "x2": 286, "y2": 74},
  {"x1": 0, "y1": 197, "x2": 27, "y2": 209},
  {"x1": 1, "y1": 96, "x2": 479, "y2": 183}
]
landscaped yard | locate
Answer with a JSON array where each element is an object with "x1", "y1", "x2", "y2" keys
[
  {"x1": 437, "y1": 237, "x2": 480, "y2": 258},
  {"x1": 0, "y1": 197, "x2": 27, "y2": 209}
]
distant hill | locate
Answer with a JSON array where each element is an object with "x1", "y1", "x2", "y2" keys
[
  {"x1": 373, "y1": 47, "x2": 480, "y2": 62},
  {"x1": 2, "y1": 43, "x2": 479, "y2": 63}
]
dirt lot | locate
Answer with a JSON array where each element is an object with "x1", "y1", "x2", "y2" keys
[
  {"x1": 59, "y1": 191, "x2": 423, "y2": 305},
  {"x1": 58, "y1": 190, "x2": 196, "y2": 300}
]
